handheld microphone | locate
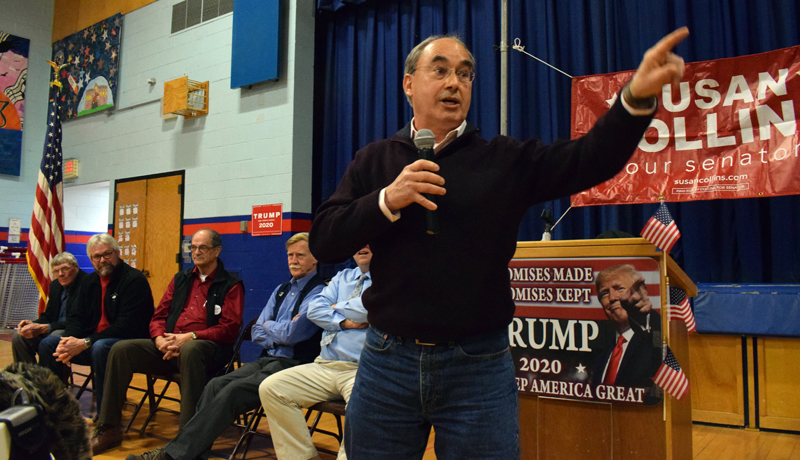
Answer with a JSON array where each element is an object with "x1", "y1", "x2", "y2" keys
[{"x1": 413, "y1": 129, "x2": 440, "y2": 234}]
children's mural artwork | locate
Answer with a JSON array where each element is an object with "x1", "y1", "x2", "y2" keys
[
  {"x1": 51, "y1": 13, "x2": 122, "y2": 120},
  {"x1": 0, "y1": 32, "x2": 29, "y2": 176}
]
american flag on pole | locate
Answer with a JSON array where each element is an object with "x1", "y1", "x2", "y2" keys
[
  {"x1": 653, "y1": 345, "x2": 690, "y2": 400},
  {"x1": 26, "y1": 84, "x2": 65, "y2": 313},
  {"x1": 641, "y1": 202, "x2": 681, "y2": 254},
  {"x1": 669, "y1": 287, "x2": 696, "y2": 332}
]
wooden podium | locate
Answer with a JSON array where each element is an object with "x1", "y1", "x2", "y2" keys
[{"x1": 513, "y1": 238, "x2": 696, "y2": 460}]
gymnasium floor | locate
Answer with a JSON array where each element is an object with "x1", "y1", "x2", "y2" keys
[{"x1": 2, "y1": 331, "x2": 800, "y2": 459}]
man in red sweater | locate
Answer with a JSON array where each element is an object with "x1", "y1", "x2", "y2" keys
[{"x1": 90, "y1": 228, "x2": 244, "y2": 455}]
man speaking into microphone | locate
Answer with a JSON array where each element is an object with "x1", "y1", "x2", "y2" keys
[
  {"x1": 310, "y1": 28, "x2": 690, "y2": 459},
  {"x1": 414, "y1": 129, "x2": 439, "y2": 234}
]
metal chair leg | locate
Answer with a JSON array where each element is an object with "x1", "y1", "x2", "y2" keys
[
  {"x1": 137, "y1": 375, "x2": 180, "y2": 435},
  {"x1": 123, "y1": 384, "x2": 149, "y2": 432},
  {"x1": 229, "y1": 406, "x2": 268, "y2": 460}
]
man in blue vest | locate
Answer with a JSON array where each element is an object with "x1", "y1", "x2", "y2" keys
[
  {"x1": 125, "y1": 232, "x2": 324, "y2": 460},
  {"x1": 91, "y1": 228, "x2": 244, "y2": 454}
]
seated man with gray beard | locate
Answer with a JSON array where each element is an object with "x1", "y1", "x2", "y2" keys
[{"x1": 38, "y1": 233, "x2": 154, "y2": 420}]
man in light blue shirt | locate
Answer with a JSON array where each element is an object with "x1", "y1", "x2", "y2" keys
[
  {"x1": 258, "y1": 245, "x2": 372, "y2": 460},
  {"x1": 127, "y1": 232, "x2": 325, "y2": 460}
]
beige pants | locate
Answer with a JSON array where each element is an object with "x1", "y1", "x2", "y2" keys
[{"x1": 259, "y1": 357, "x2": 358, "y2": 460}]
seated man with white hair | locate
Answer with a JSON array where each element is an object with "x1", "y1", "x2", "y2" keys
[{"x1": 12, "y1": 252, "x2": 88, "y2": 364}]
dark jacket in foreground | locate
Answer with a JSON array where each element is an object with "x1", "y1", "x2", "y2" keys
[
  {"x1": 310, "y1": 100, "x2": 654, "y2": 342},
  {"x1": 65, "y1": 261, "x2": 154, "y2": 342},
  {"x1": 34, "y1": 269, "x2": 88, "y2": 332}
]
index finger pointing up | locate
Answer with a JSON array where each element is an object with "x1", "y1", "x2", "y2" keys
[{"x1": 652, "y1": 27, "x2": 690, "y2": 55}]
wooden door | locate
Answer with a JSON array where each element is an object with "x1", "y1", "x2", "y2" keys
[
  {"x1": 758, "y1": 337, "x2": 800, "y2": 431},
  {"x1": 114, "y1": 173, "x2": 183, "y2": 301},
  {"x1": 143, "y1": 175, "x2": 183, "y2": 299},
  {"x1": 688, "y1": 334, "x2": 746, "y2": 426}
]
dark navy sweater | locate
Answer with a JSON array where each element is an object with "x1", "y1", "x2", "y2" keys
[{"x1": 310, "y1": 100, "x2": 653, "y2": 342}]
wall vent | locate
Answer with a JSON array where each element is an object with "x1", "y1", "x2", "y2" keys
[{"x1": 171, "y1": 0, "x2": 234, "y2": 34}]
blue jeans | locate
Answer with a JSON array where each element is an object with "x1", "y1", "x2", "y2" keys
[
  {"x1": 39, "y1": 335, "x2": 122, "y2": 411},
  {"x1": 345, "y1": 326, "x2": 520, "y2": 460}
]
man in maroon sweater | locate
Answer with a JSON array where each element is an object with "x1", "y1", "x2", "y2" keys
[
  {"x1": 90, "y1": 228, "x2": 244, "y2": 455},
  {"x1": 310, "y1": 29, "x2": 690, "y2": 459}
]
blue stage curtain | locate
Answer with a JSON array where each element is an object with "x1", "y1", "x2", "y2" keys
[
  {"x1": 313, "y1": 0, "x2": 800, "y2": 283},
  {"x1": 317, "y1": 0, "x2": 369, "y2": 11}
]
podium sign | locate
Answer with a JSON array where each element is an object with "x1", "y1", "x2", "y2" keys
[
  {"x1": 513, "y1": 238, "x2": 695, "y2": 460},
  {"x1": 510, "y1": 257, "x2": 663, "y2": 405}
]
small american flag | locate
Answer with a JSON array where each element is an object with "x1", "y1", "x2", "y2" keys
[
  {"x1": 641, "y1": 202, "x2": 680, "y2": 254},
  {"x1": 669, "y1": 287, "x2": 696, "y2": 332},
  {"x1": 653, "y1": 346, "x2": 690, "y2": 400},
  {"x1": 27, "y1": 85, "x2": 65, "y2": 313}
]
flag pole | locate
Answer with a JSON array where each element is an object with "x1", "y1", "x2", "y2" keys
[{"x1": 26, "y1": 60, "x2": 67, "y2": 314}]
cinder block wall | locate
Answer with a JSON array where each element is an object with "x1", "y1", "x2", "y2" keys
[
  {"x1": 2, "y1": 0, "x2": 320, "y2": 361},
  {"x1": 0, "y1": 0, "x2": 56, "y2": 242}
]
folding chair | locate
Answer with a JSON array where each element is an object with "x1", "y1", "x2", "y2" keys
[
  {"x1": 67, "y1": 365, "x2": 94, "y2": 400},
  {"x1": 121, "y1": 379, "x2": 150, "y2": 432},
  {"x1": 229, "y1": 405, "x2": 269, "y2": 460},
  {"x1": 305, "y1": 400, "x2": 346, "y2": 456},
  {"x1": 229, "y1": 399, "x2": 346, "y2": 459},
  {"x1": 222, "y1": 316, "x2": 257, "y2": 376},
  {"x1": 135, "y1": 372, "x2": 182, "y2": 434}
]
